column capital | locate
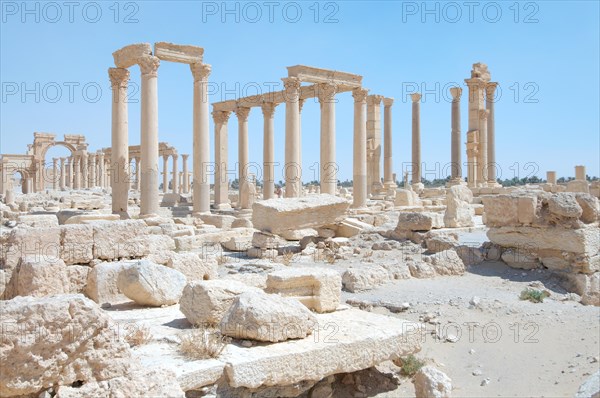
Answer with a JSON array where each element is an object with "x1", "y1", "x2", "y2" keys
[
  {"x1": 163, "y1": 154, "x2": 170, "y2": 161},
  {"x1": 464, "y1": 77, "x2": 486, "y2": 88},
  {"x1": 366, "y1": 94, "x2": 383, "y2": 106},
  {"x1": 479, "y1": 109, "x2": 489, "y2": 120},
  {"x1": 172, "y1": 153, "x2": 179, "y2": 160},
  {"x1": 138, "y1": 55, "x2": 160, "y2": 77},
  {"x1": 182, "y1": 154, "x2": 189, "y2": 160},
  {"x1": 317, "y1": 82, "x2": 337, "y2": 103},
  {"x1": 282, "y1": 77, "x2": 301, "y2": 102},
  {"x1": 234, "y1": 105, "x2": 251, "y2": 122},
  {"x1": 449, "y1": 87, "x2": 463, "y2": 100},
  {"x1": 261, "y1": 102, "x2": 277, "y2": 119},
  {"x1": 190, "y1": 62, "x2": 211, "y2": 81},
  {"x1": 212, "y1": 110, "x2": 231, "y2": 125},
  {"x1": 109, "y1": 67, "x2": 130, "y2": 88},
  {"x1": 383, "y1": 97, "x2": 394, "y2": 107},
  {"x1": 411, "y1": 93, "x2": 422, "y2": 103},
  {"x1": 352, "y1": 87, "x2": 369, "y2": 103},
  {"x1": 52, "y1": 157, "x2": 58, "y2": 163},
  {"x1": 97, "y1": 151, "x2": 104, "y2": 159},
  {"x1": 485, "y1": 82, "x2": 498, "y2": 98}
]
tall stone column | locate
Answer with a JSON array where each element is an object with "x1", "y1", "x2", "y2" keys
[
  {"x1": 162, "y1": 155, "x2": 169, "y2": 193},
  {"x1": 283, "y1": 77, "x2": 301, "y2": 197},
  {"x1": 411, "y1": 93, "x2": 422, "y2": 188},
  {"x1": 352, "y1": 88, "x2": 369, "y2": 208},
  {"x1": 73, "y1": 157, "x2": 81, "y2": 189},
  {"x1": 547, "y1": 171, "x2": 557, "y2": 185},
  {"x1": 89, "y1": 154, "x2": 96, "y2": 188},
  {"x1": 109, "y1": 67, "x2": 130, "y2": 215},
  {"x1": 485, "y1": 82, "x2": 498, "y2": 184},
  {"x1": 235, "y1": 106, "x2": 251, "y2": 201},
  {"x1": 575, "y1": 165, "x2": 586, "y2": 181},
  {"x1": 450, "y1": 87, "x2": 463, "y2": 183},
  {"x1": 191, "y1": 63, "x2": 211, "y2": 215},
  {"x1": 318, "y1": 82, "x2": 337, "y2": 195},
  {"x1": 466, "y1": 131, "x2": 479, "y2": 187},
  {"x1": 172, "y1": 154, "x2": 179, "y2": 193},
  {"x1": 213, "y1": 110, "x2": 231, "y2": 208},
  {"x1": 261, "y1": 102, "x2": 277, "y2": 200},
  {"x1": 478, "y1": 109, "x2": 489, "y2": 185},
  {"x1": 465, "y1": 65, "x2": 489, "y2": 187},
  {"x1": 67, "y1": 157, "x2": 74, "y2": 189},
  {"x1": 59, "y1": 158, "x2": 66, "y2": 190},
  {"x1": 81, "y1": 154, "x2": 88, "y2": 189},
  {"x1": 139, "y1": 55, "x2": 160, "y2": 216},
  {"x1": 97, "y1": 152, "x2": 105, "y2": 188},
  {"x1": 383, "y1": 97, "x2": 394, "y2": 188},
  {"x1": 298, "y1": 98, "x2": 305, "y2": 195},
  {"x1": 182, "y1": 154, "x2": 189, "y2": 193},
  {"x1": 366, "y1": 95, "x2": 383, "y2": 194},
  {"x1": 52, "y1": 158, "x2": 58, "y2": 190},
  {"x1": 134, "y1": 157, "x2": 140, "y2": 191}
]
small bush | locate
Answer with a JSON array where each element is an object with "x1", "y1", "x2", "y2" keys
[
  {"x1": 397, "y1": 354, "x2": 425, "y2": 377},
  {"x1": 520, "y1": 288, "x2": 550, "y2": 303},
  {"x1": 217, "y1": 254, "x2": 230, "y2": 265},
  {"x1": 179, "y1": 327, "x2": 230, "y2": 360},
  {"x1": 281, "y1": 250, "x2": 295, "y2": 266},
  {"x1": 125, "y1": 324, "x2": 153, "y2": 347}
]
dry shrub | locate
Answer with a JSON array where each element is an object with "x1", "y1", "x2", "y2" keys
[
  {"x1": 179, "y1": 327, "x2": 230, "y2": 360},
  {"x1": 125, "y1": 324, "x2": 153, "y2": 347}
]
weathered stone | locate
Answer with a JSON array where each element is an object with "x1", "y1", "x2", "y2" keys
[
  {"x1": 61, "y1": 224, "x2": 94, "y2": 265},
  {"x1": 113, "y1": 42, "x2": 152, "y2": 68},
  {"x1": 574, "y1": 370, "x2": 600, "y2": 398},
  {"x1": 425, "y1": 233, "x2": 459, "y2": 253},
  {"x1": 280, "y1": 228, "x2": 318, "y2": 241},
  {"x1": 413, "y1": 366, "x2": 452, "y2": 398},
  {"x1": 222, "y1": 233, "x2": 254, "y2": 252},
  {"x1": 64, "y1": 214, "x2": 120, "y2": 224},
  {"x1": 11, "y1": 257, "x2": 69, "y2": 298},
  {"x1": 444, "y1": 185, "x2": 474, "y2": 228},
  {"x1": 85, "y1": 261, "x2": 129, "y2": 305},
  {"x1": 395, "y1": 189, "x2": 421, "y2": 207},
  {"x1": 200, "y1": 214, "x2": 236, "y2": 229},
  {"x1": 232, "y1": 218, "x2": 254, "y2": 229},
  {"x1": 92, "y1": 220, "x2": 149, "y2": 261},
  {"x1": 342, "y1": 265, "x2": 389, "y2": 292},
  {"x1": 1, "y1": 226, "x2": 61, "y2": 271},
  {"x1": 566, "y1": 180, "x2": 590, "y2": 193},
  {"x1": 266, "y1": 267, "x2": 341, "y2": 313},
  {"x1": 396, "y1": 212, "x2": 444, "y2": 232},
  {"x1": 501, "y1": 248, "x2": 540, "y2": 270},
  {"x1": 166, "y1": 252, "x2": 217, "y2": 281},
  {"x1": 220, "y1": 291, "x2": 317, "y2": 342},
  {"x1": 175, "y1": 228, "x2": 254, "y2": 251},
  {"x1": 180, "y1": 280, "x2": 261, "y2": 325},
  {"x1": 252, "y1": 231, "x2": 286, "y2": 249},
  {"x1": 117, "y1": 260, "x2": 186, "y2": 307},
  {"x1": 547, "y1": 193, "x2": 583, "y2": 219},
  {"x1": 575, "y1": 193, "x2": 599, "y2": 223},
  {"x1": 145, "y1": 234, "x2": 177, "y2": 265},
  {"x1": 66, "y1": 265, "x2": 90, "y2": 294},
  {"x1": 252, "y1": 195, "x2": 350, "y2": 234},
  {"x1": 336, "y1": 218, "x2": 372, "y2": 238},
  {"x1": 154, "y1": 41, "x2": 203, "y2": 64},
  {"x1": 17, "y1": 214, "x2": 58, "y2": 228}
]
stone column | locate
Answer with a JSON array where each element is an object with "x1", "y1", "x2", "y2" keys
[
  {"x1": 52, "y1": 158, "x2": 58, "y2": 190},
  {"x1": 283, "y1": 77, "x2": 301, "y2": 197},
  {"x1": 466, "y1": 131, "x2": 479, "y2": 187},
  {"x1": 261, "y1": 102, "x2": 277, "y2": 200},
  {"x1": 575, "y1": 165, "x2": 586, "y2": 181},
  {"x1": 181, "y1": 154, "x2": 189, "y2": 193},
  {"x1": 73, "y1": 157, "x2": 81, "y2": 189},
  {"x1": 235, "y1": 105, "x2": 251, "y2": 201},
  {"x1": 547, "y1": 171, "x2": 557, "y2": 185},
  {"x1": 478, "y1": 109, "x2": 489, "y2": 185},
  {"x1": 89, "y1": 154, "x2": 96, "y2": 188},
  {"x1": 366, "y1": 95, "x2": 383, "y2": 194},
  {"x1": 59, "y1": 158, "x2": 66, "y2": 190},
  {"x1": 81, "y1": 154, "x2": 88, "y2": 189},
  {"x1": 411, "y1": 93, "x2": 422, "y2": 188},
  {"x1": 191, "y1": 63, "x2": 212, "y2": 214},
  {"x1": 67, "y1": 157, "x2": 73, "y2": 189},
  {"x1": 139, "y1": 55, "x2": 160, "y2": 216},
  {"x1": 352, "y1": 88, "x2": 369, "y2": 208},
  {"x1": 213, "y1": 110, "x2": 231, "y2": 208},
  {"x1": 383, "y1": 97, "x2": 394, "y2": 188},
  {"x1": 134, "y1": 157, "x2": 140, "y2": 191},
  {"x1": 97, "y1": 152, "x2": 105, "y2": 188},
  {"x1": 486, "y1": 82, "x2": 498, "y2": 184},
  {"x1": 465, "y1": 70, "x2": 488, "y2": 187},
  {"x1": 162, "y1": 155, "x2": 169, "y2": 193},
  {"x1": 450, "y1": 87, "x2": 462, "y2": 182},
  {"x1": 109, "y1": 67, "x2": 130, "y2": 215},
  {"x1": 318, "y1": 82, "x2": 337, "y2": 195},
  {"x1": 172, "y1": 154, "x2": 179, "y2": 194}
]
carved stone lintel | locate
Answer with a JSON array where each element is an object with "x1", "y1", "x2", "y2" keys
[
  {"x1": 235, "y1": 106, "x2": 251, "y2": 122},
  {"x1": 261, "y1": 102, "x2": 277, "y2": 119},
  {"x1": 109, "y1": 67, "x2": 130, "y2": 88},
  {"x1": 352, "y1": 87, "x2": 369, "y2": 103},
  {"x1": 191, "y1": 63, "x2": 211, "y2": 81},
  {"x1": 212, "y1": 110, "x2": 231, "y2": 125},
  {"x1": 138, "y1": 55, "x2": 160, "y2": 77}
]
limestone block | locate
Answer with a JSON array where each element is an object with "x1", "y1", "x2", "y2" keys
[
  {"x1": 67, "y1": 265, "x2": 90, "y2": 294},
  {"x1": 64, "y1": 214, "x2": 120, "y2": 224},
  {"x1": 11, "y1": 257, "x2": 69, "y2": 298},
  {"x1": 117, "y1": 260, "x2": 187, "y2": 307},
  {"x1": 559, "y1": 272, "x2": 600, "y2": 306},
  {"x1": 252, "y1": 231, "x2": 286, "y2": 249},
  {"x1": 575, "y1": 193, "x2": 599, "y2": 223},
  {"x1": 336, "y1": 218, "x2": 372, "y2": 238},
  {"x1": 0, "y1": 294, "x2": 137, "y2": 397},
  {"x1": 413, "y1": 366, "x2": 452, "y2": 398},
  {"x1": 342, "y1": 265, "x2": 389, "y2": 292},
  {"x1": 222, "y1": 230, "x2": 255, "y2": 252},
  {"x1": 61, "y1": 224, "x2": 94, "y2": 265},
  {"x1": 232, "y1": 218, "x2": 254, "y2": 229},
  {"x1": 220, "y1": 291, "x2": 317, "y2": 342},
  {"x1": 408, "y1": 261, "x2": 437, "y2": 279},
  {"x1": 166, "y1": 252, "x2": 217, "y2": 281},
  {"x1": 566, "y1": 180, "x2": 590, "y2": 193},
  {"x1": 423, "y1": 250, "x2": 465, "y2": 276},
  {"x1": 425, "y1": 233, "x2": 459, "y2": 253},
  {"x1": 472, "y1": 203, "x2": 484, "y2": 215},
  {"x1": 179, "y1": 280, "x2": 261, "y2": 325},
  {"x1": 17, "y1": 214, "x2": 58, "y2": 228},
  {"x1": 200, "y1": 214, "x2": 237, "y2": 229},
  {"x1": 85, "y1": 261, "x2": 129, "y2": 305},
  {"x1": 252, "y1": 195, "x2": 350, "y2": 234},
  {"x1": 547, "y1": 193, "x2": 583, "y2": 219},
  {"x1": 501, "y1": 248, "x2": 540, "y2": 270},
  {"x1": 113, "y1": 42, "x2": 152, "y2": 68},
  {"x1": 481, "y1": 194, "x2": 538, "y2": 227},
  {"x1": 396, "y1": 212, "x2": 444, "y2": 232},
  {"x1": 443, "y1": 185, "x2": 474, "y2": 228},
  {"x1": 266, "y1": 267, "x2": 341, "y2": 313},
  {"x1": 574, "y1": 370, "x2": 600, "y2": 398},
  {"x1": 92, "y1": 220, "x2": 149, "y2": 261},
  {"x1": 455, "y1": 245, "x2": 485, "y2": 266},
  {"x1": 145, "y1": 234, "x2": 177, "y2": 265},
  {"x1": 280, "y1": 228, "x2": 318, "y2": 241},
  {"x1": 154, "y1": 41, "x2": 203, "y2": 64},
  {"x1": 1, "y1": 226, "x2": 61, "y2": 271}
]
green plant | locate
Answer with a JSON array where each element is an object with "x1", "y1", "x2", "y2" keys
[
  {"x1": 519, "y1": 288, "x2": 550, "y2": 303},
  {"x1": 396, "y1": 354, "x2": 425, "y2": 377}
]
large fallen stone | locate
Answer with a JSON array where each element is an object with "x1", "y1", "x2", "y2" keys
[
  {"x1": 481, "y1": 193, "x2": 538, "y2": 227},
  {"x1": 166, "y1": 252, "x2": 217, "y2": 281},
  {"x1": 547, "y1": 192, "x2": 583, "y2": 219},
  {"x1": 396, "y1": 212, "x2": 444, "y2": 232},
  {"x1": 66, "y1": 265, "x2": 90, "y2": 294},
  {"x1": 117, "y1": 260, "x2": 186, "y2": 307},
  {"x1": 1, "y1": 226, "x2": 61, "y2": 271},
  {"x1": 61, "y1": 224, "x2": 94, "y2": 265},
  {"x1": 423, "y1": 250, "x2": 466, "y2": 276},
  {"x1": 342, "y1": 265, "x2": 390, "y2": 292},
  {"x1": 252, "y1": 231, "x2": 286, "y2": 249},
  {"x1": 10, "y1": 257, "x2": 69, "y2": 298},
  {"x1": 266, "y1": 267, "x2": 341, "y2": 313},
  {"x1": 444, "y1": 185, "x2": 474, "y2": 228},
  {"x1": 220, "y1": 291, "x2": 317, "y2": 342},
  {"x1": 92, "y1": 220, "x2": 149, "y2": 261},
  {"x1": 575, "y1": 193, "x2": 599, "y2": 223},
  {"x1": 84, "y1": 261, "x2": 129, "y2": 305},
  {"x1": 179, "y1": 280, "x2": 261, "y2": 325},
  {"x1": 17, "y1": 214, "x2": 59, "y2": 228},
  {"x1": 395, "y1": 188, "x2": 421, "y2": 207},
  {"x1": 413, "y1": 366, "x2": 452, "y2": 398},
  {"x1": 175, "y1": 228, "x2": 254, "y2": 251},
  {"x1": 252, "y1": 195, "x2": 350, "y2": 234}
]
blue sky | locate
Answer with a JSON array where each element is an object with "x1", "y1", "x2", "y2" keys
[{"x1": 1, "y1": 0, "x2": 599, "y2": 182}]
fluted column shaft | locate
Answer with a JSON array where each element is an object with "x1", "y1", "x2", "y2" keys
[
  {"x1": 262, "y1": 102, "x2": 276, "y2": 200},
  {"x1": 89, "y1": 154, "x2": 96, "y2": 188},
  {"x1": 73, "y1": 157, "x2": 81, "y2": 189},
  {"x1": 109, "y1": 67, "x2": 130, "y2": 214},
  {"x1": 478, "y1": 109, "x2": 489, "y2": 184},
  {"x1": 383, "y1": 97, "x2": 394, "y2": 186},
  {"x1": 352, "y1": 88, "x2": 369, "y2": 208},
  {"x1": 450, "y1": 87, "x2": 462, "y2": 181},
  {"x1": 97, "y1": 153, "x2": 105, "y2": 188},
  {"x1": 411, "y1": 93, "x2": 422, "y2": 185},
  {"x1": 191, "y1": 63, "x2": 211, "y2": 214},
  {"x1": 162, "y1": 155, "x2": 169, "y2": 193},
  {"x1": 213, "y1": 110, "x2": 231, "y2": 207},
  {"x1": 59, "y1": 158, "x2": 66, "y2": 190},
  {"x1": 235, "y1": 106, "x2": 250, "y2": 202},
  {"x1": 67, "y1": 157, "x2": 73, "y2": 188},
  {"x1": 52, "y1": 158, "x2": 58, "y2": 190},
  {"x1": 318, "y1": 82, "x2": 337, "y2": 195},
  {"x1": 182, "y1": 154, "x2": 189, "y2": 193},
  {"x1": 283, "y1": 77, "x2": 301, "y2": 197},
  {"x1": 485, "y1": 83, "x2": 497, "y2": 183},
  {"x1": 172, "y1": 154, "x2": 179, "y2": 193}
]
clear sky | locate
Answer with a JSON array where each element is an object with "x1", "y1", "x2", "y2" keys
[{"x1": 1, "y1": 0, "x2": 599, "y2": 183}]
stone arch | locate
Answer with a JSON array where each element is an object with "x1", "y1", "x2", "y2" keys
[
  {"x1": 10, "y1": 168, "x2": 32, "y2": 194},
  {"x1": 39, "y1": 141, "x2": 76, "y2": 161}
]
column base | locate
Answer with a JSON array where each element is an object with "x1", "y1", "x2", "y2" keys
[
  {"x1": 112, "y1": 211, "x2": 131, "y2": 220},
  {"x1": 411, "y1": 182, "x2": 424, "y2": 193},
  {"x1": 486, "y1": 181, "x2": 502, "y2": 188},
  {"x1": 446, "y1": 178, "x2": 467, "y2": 187},
  {"x1": 212, "y1": 203, "x2": 232, "y2": 211}
]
